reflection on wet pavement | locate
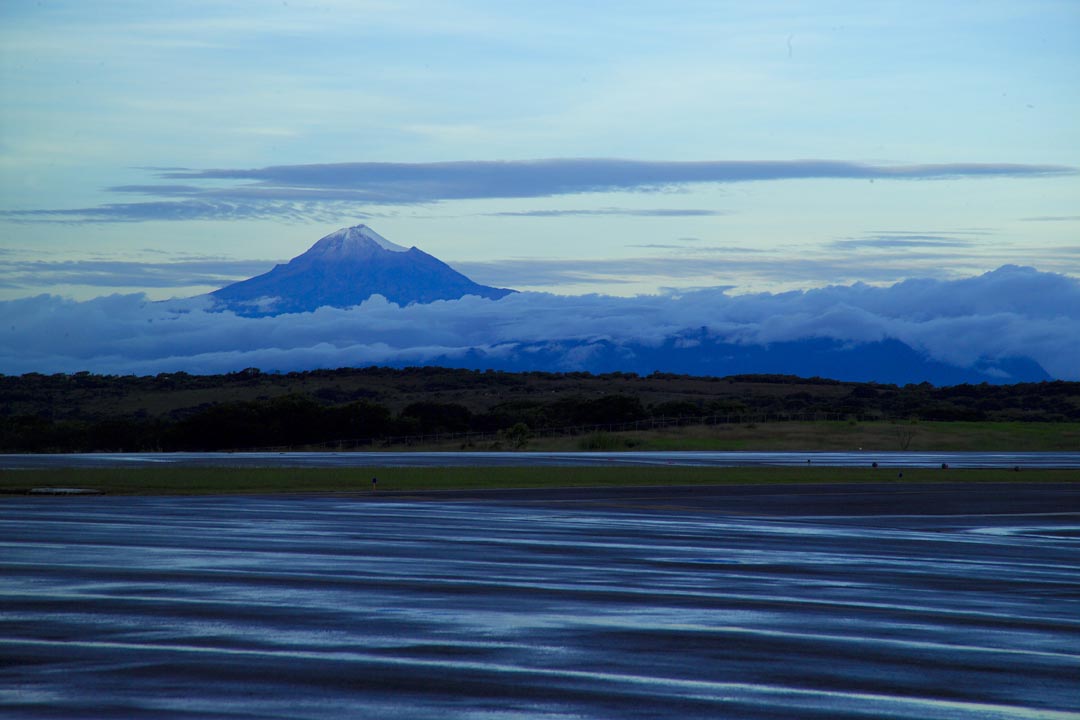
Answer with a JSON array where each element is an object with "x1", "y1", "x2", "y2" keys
[{"x1": 2, "y1": 492, "x2": 1078, "y2": 719}]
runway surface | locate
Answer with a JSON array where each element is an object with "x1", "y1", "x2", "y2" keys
[
  {"x1": 3, "y1": 450, "x2": 1080, "y2": 469},
  {"x1": 2, "y1": 484, "x2": 1079, "y2": 719}
]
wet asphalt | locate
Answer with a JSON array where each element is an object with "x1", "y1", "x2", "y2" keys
[{"x1": 2, "y1": 484, "x2": 1079, "y2": 719}]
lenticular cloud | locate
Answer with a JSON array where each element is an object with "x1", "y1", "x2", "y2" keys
[{"x1": 2, "y1": 265, "x2": 1077, "y2": 381}]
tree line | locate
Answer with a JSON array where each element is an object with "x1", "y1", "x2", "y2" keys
[
  {"x1": 1, "y1": 393, "x2": 656, "y2": 452},
  {"x1": 1, "y1": 368, "x2": 1078, "y2": 452}
]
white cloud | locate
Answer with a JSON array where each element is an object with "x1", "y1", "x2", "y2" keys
[{"x1": 1, "y1": 265, "x2": 1077, "y2": 380}]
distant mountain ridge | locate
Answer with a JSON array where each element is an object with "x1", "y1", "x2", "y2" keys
[
  {"x1": 423, "y1": 335, "x2": 1051, "y2": 386},
  {"x1": 210, "y1": 225, "x2": 514, "y2": 316}
]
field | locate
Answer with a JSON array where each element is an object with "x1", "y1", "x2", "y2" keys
[
  {"x1": 2, "y1": 465, "x2": 1076, "y2": 496},
  {"x1": 385, "y1": 420, "x2": 1080, "y2": 452}
]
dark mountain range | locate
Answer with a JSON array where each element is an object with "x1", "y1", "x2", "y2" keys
[
  {"x1": 210, "y1": 225, "x2": 514, "y2": 315},
  {"x1": 424, "y1": 335, "x2": 1051, "y2": 386}
]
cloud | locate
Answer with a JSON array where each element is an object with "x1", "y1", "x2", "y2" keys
[
  {"x1": 625, "y1": 243, "x2": 766, "y2": 253},
  {"x1": 165, "y1": 158, "x2": 1074, "y2": 191},
  {"x1": 0, "y1": 201, "x2": 380, "y2": 224},
  {"x1": 454, "y1": 252, "x2": 970, "y2": 289},
  {"x1": 3, "y1": 158, "x2": 1072, "y2": 223},
  {"x1": 483, "y1": 207, "x2": 728, "y2": 218},
  {"x1": 829, "y1": 233, "x2": 979, "y2": 251},
  {"x1": 2, "y1": 265, "x2": 1076, "y2": 380},
  {"x1": 0, "y1": 259, "x2": 278, "y2": 290}
]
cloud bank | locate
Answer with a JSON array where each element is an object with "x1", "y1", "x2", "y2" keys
[
  {"x1": 4, "y1": 158, "x2": 1072, "y2": 223},
  {"x1": 2, "y1": 265, "x2": 1076, "y2": 381}
]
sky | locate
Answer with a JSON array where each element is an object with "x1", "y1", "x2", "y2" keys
[{"x1": 1, "y1": 0, "x2": 1078, "y2": 302}]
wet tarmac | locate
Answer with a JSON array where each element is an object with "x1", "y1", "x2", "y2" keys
[{"x1": 2, "y1": 485, "x2": 1079, "y2": 719}]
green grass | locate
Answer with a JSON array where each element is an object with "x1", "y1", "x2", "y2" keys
[
  {"x1": 376, "y1": 421, "x2": 1080, "y2": 453},
  {"x1": 448, "y1": 421, "x2": 1080, "y2": 453},
  {"x1": 2, "y1": 465, "x2": 1075, "y2": 496}
]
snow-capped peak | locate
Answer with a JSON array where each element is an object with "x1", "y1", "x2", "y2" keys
[
  {"x1": 211, "y1": 223, "x2": 515, "y2": 314},
  {"x1": 309, "y1": 224, "x2": 410, "y2": 258}
]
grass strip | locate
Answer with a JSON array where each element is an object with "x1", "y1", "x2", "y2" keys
[
  {"x1": 517, "y1": 421, "x2": 1080, "y2": 452},
  {"x1": 1, "y1": 466, "x2": 1076, "y2": 496}
]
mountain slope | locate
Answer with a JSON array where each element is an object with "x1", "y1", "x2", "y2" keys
[{"x1": 211, "y1": 225, "x2": 514, "y2": 315}]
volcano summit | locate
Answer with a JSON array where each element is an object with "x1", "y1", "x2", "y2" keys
[{"x1": 210, "y1": 225, "x2": 514, "y2": 315}]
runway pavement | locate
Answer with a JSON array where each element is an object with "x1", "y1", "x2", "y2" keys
[
  {"x1": 2, "y1": 484, "x2": 1078, "y2": 719},
  {"x1": 3, "y1": 449, "x2": 1079, "y2": 469}
]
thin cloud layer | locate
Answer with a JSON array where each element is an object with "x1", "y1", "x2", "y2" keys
[
  {"x1": 2, "y1": 265, "x2": 1076, "y2": 380},
  {"x1": 828, "y1": 230, "x2": 989, "y2": 251},
  {"x1": 483, "y1": 208, "x2": 727, "y2": 218},
  {"x1": 0, "y1": 259, "x2": 277, "y2": 290},
  {"x1": 2, "y1": 201, "x2": 378, "y2": 225},
  {"x1": 166, "y1": 159, "x2": 1074, "y2": 196},
  {"x1": 3, "y1": 158, "x2": 1072, "y2": 223},
  {"x1": 455, "y1": 253, "x2": 966, "y2": 289}
]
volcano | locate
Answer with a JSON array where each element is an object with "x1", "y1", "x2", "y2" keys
[{"x1": 210, "y1": 225, "x2": 514, "y2": 315}]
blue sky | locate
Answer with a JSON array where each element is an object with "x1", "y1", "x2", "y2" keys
[{"x1": 1, "y1": 0, "x2": 1078, "y2": 300}]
